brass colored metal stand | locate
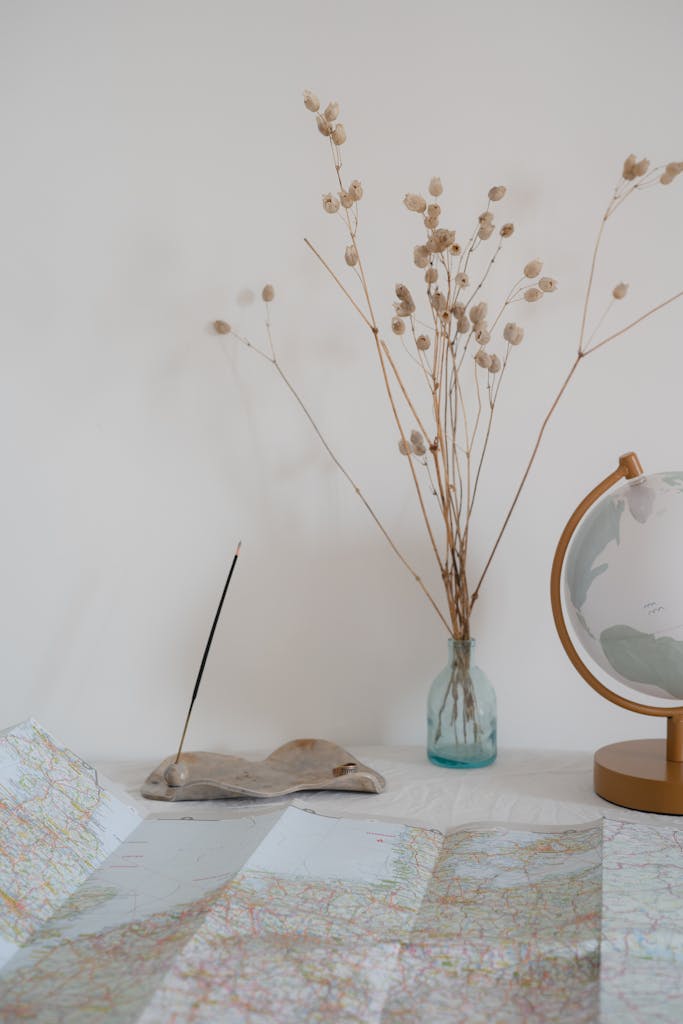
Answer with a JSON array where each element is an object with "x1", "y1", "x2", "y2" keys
[{"x1": 550, "y1": 452, "x2": 683, "y2": 814}]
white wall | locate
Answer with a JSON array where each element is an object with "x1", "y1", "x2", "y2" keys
[{"x1": 2, "y1": 0, "x2": 682, "y2": 762}]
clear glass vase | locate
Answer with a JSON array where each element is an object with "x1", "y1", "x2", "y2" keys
[{"x1": 427, "y1": 639, "x2": 497, "y2": 768}]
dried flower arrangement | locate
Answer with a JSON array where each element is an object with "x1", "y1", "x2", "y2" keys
[{"x1": 213, "y1": 92, "x2": 682, "y2": 751}]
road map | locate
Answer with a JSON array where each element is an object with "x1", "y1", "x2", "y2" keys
[{"x1": 0, "y1": 719, "x2": 681, "y2": 1022}]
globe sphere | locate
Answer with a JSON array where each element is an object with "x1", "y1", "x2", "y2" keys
[{"x1": 564, "y1": 471, "x2": 683, "y2": 701}]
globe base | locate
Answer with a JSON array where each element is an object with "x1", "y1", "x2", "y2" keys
[{"x1": 594, "y1": 739, "x2": 683, "y2": 815}]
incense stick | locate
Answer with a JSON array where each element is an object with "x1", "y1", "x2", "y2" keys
[{"x1": 173, "y1": 541, "x2": 242, "y2": 765}]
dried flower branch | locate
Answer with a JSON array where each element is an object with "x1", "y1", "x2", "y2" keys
[{"x1": 214, "y1": 90, "x2": 683, "y2": 743}]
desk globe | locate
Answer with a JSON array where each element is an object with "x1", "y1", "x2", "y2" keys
[{"x1": 551, "y1": 453, "x2": 683, "y2": 814}]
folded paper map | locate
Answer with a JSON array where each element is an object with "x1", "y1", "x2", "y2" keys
[{"x1": 0, "y1": 720, "x2": 681, "y2": 1022}]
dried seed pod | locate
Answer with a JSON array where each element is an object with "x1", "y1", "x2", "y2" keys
[
  {"x1": 404, "y1": 193, "x2": 427, "y2": 214},
  {"x1": 410, "y1": 430, "x2": 426, "y2": 456},
  {"x1": 429, "y1": 176, "x2": 443, "y2": 197},
  {"x1": 452, "y1": 303, "x2": 465, "y2": 318},
  {"x1": 622, "y1": 153, "x2": 637, "y2": 180},
  {"x1": 634, "y1": 157, "x2": 650, "y2": 177},
  {"x1": 213, "y1": 320, "x2": 231, "y2": 335},
  {"x1": 348, "y1": 179, "x2": 364, "y2": 200},
  {"x1": 538, "y1": 277, "x2": 558, "y2": 293},
  {"x1": 488, "y1": 353, "x2": 502, "y2": 373},
  {"x1": 479, "y1": 210, "x2": 494, "y2": 225},
  {"x1": 395, "y1": 283, "x2": 413, "y2": 302},
  {"x1": 503, "y1": 322, "x2": 524, "y2": 345},
  {"x1": 478, "y1": 222, "x2": 494, "y2": 240},
  {"x1": 488, "y1": 185, "x2": 506, "y2": 202},
  {"x1": 500, "y1": 222, "x2": 514, "y2": 238},
  {"x1": 395, "y1": 301, "x2": 415, "y2": 317},
  {"x1": 612, "y1": 281, "x2": 629, "y2": 300},
  {"x1": 391, "y1": 316, "x2": 406, "y2": 335},
  {"x1": 430, "y1": 290, "x2": 447, "y2": 314},
  {"x1": 524, "y1": 287, "x2": 543, "y2": 302},
  {"x1": 455, "y1": 272, "x2": 469, "y2": 288},
  {"x1": 474, "y1": 326, "x2": 491, "y2": 346},
  {"x1": 428, "y1": 228, "x2": 455, "y2": 253},
  {"x1": 449, "y1": 242, "x2": 462, "y2": 255},
  {"x1": 474, "y1": 349, "x2": 492, "y2": 369},
  {"x1": 331, "y1": 123, "x2": 347, "y2": 145},
  {"x1": 345, "y1": 245, "x2": 359, "y2": 267},
  {"x1": 661, "y1": 161, "x2": 683, "y2": 184},
  {"x1": 398, "y1": 438, "x2": 413, "y2": 455},
  {"x1": 322, "y1": 193, "x2": 340, "y2": 214},
  {"x1": 427, "y1": 203, "x2": 441, "y2": 220},
  {"x1": 423, "y1": 215, "x2": 439, "y2": 231},
  {"x1": 457, "y1": 316, "x2": 470, "y2": 334},
  {"x1": 316, "y1": 115, "x2": 333, "y2": 137},
  {"x1": 339, "y1": 191, "x2": 354, "y2": 209},
  {"x1": 523, "y1": 258, "x2": 543, "y2": 279},
  {"x1": 416, "y1": 334, "x2": 431, "y2": 350},
  {"x1": 261, "y1": 284, "x2": 275, "y2": 302},
  {"x1": 324, "y1": 100, "x2": 340, "y2": 122},
  {"x1": 425, "y1": 267, "x2": 438, "y2": 284},
  {"x1": 413, "y1": 245, "x2": 430, "y2": 269},
  {"x1": 303, "y1": 90, "x2": 320, "y2": 112},
  {"x1": 469, "y1": 301, "x2": 488, "y2": 324}
]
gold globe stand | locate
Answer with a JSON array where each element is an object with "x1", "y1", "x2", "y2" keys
[{"x1": 550, "y1": 452, "x2": 683, "y2": 814}]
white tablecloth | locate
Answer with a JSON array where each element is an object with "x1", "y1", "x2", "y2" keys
[{"x1": 97, "y1": 746, "x2": 683, "y2": 832}]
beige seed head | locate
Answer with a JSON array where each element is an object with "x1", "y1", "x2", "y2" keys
[
  {"x1": 660, "y1": 162, "x2": 683, "y2": 185},
  {"x1": 410, "y1": 430, "x2": 426, "y2": 456},
  {"x1": 427, "y1": 203, "x2": 441, "y2": 220},
  {"x1": 488, "y1": 185, "x2": 506, "y2": 202},
  {"x1": 622, "y1": 153, "x2": 637, "y2": 180},
  {"x1": 416, "y1": 334, "x2": 431, "y2": 351},
  {"x1": 324, "y1": 100, "x2": 340, "y2": 123},
  {"x1": 538, "y1": 276, "x2": 558, "y2": 293},
  {"x1": 503, "y1": 322, "x2": 524, "y2": 345},
  {"x1": 479, "y1": 210, "x2": 494, "y2": 225},
  {"x1": 455, "y1": 272, "x2": 469, "y2": 289},
  {"x1": 322, "y1": 193, "x2": 340, "y2": 214},
  {"x1": 345, "y1": 245, "x2": 359, "y2": 267},
  {"x1": 474, "y1": 350, "x2": 492, "y2": 369},
  {"x1": 478, "y1": 222, "x2": 494, "y2": 240},
  {"x1": 524, "y1": 287, "x2": 543, "y2": 302},
  {"x1": 213, "y1": 320, "x2": 231, "y2": 335},
  {"x1": 634, "y1": 157, "x2": 650, "y2": 177},
  {"x1": 457, "y1": 316, "x2": 470, "y2": 334},
  {"x1": 395, "y1": 301, "x2": 415, "y2": 317},
  {"x1": 348, "y1": 179, "x2": 363, "y2": 200},
  {"x1": 303, "y1": 90, "x2": 320, "y2": 112},
  {"x1": 423, "y1": 215, "x2": 439, "y2": 230},
  {"x1": 524, "y1": 258, "x2": 543, "y2": 279},
  {"x1": 391, "y1": 316, "x2": 406, "y2": 335},
  {"x1": 404, "y1": 193, "x2": 427, "y2": 214},
  {"x1": 398, "y1": 438, "x2": 412, "y2": 456},
  {"x1": 612, "y1": 281, "x2": 629, "y2": 300},
  {"x1": 261, "y1": 284, "x2": 275, "y2": 302},
  {"x1": 449, "y1": 242, "x2": 462, "y2": 255},
  {"x1": 488, "y1": 353, "x2": 502, "y2": 373},
  {"x1": 474, "y1": 326, "x2": 491, "y2": 346},
  {"x1": 428, "y1": 228, "x2": 455, "y2": 253},
  {"x1": 428, "y1": 176, "x2": 443, "y2": 197},
  {"x1": 339, "y1": 191, "x2": 354, "y2": 209},
  {"x1": 500, "y1": 222, "x2": 514, "y2": 238},
  {"x1": 331, "y1": 123, "x2": 346, "y2": 146},
  {"x1": 469, "y1": 301, "x2": 488, "y2": 325},
  {"x1": 425, "y1": 267, "x2": 438, "y2": 284},
  {"x1": 452, "y1": 303, "x2": 465, "y2": 318},
  {"x1": 395, "y1": 283, "x2": 413, "y2": 302},
  {"x1": 413, "y1": 245, "x2": 430, "y2": 269},
  {"x1": 316, "y1": 115, "x2": 333, "y2": 136},
  {"x1": 430, "y1": 290, "x2": 447, "y2": 314}
]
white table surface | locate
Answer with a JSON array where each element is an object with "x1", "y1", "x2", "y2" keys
[{"x1": 97, "y1": 746, "x2": 683, "y2": 833}]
